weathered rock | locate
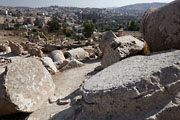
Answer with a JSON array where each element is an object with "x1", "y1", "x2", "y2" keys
[
  {"x1": 55, "y1": 59, "x2": 69, "y2": 70},
  {"x1": 49, "y1": 50, "x2": 65, "y2": 64},
  {"x1": 49, "y1": 96, "x2": 58, "y2": 104},
  {"x1": 0, "y1": 44, "x2": 11, "y2": 53},
  {"x1": 21, "y1": 42, "x2": 36, "y2": 50},
  {"x1": 83, "y1": 46, "x2": 95, "y2": 54},
  {"x1": 9, "y1": 41, "x2": 24, "y2": 55},
  {"x1": 102, "y1": 35, "x2": 145, "y2": 68},
  {"x1": 0, "y1": 57, "x2": 11, "y2": 67},
  {"x1": 80, "y1": 50, "x2": 180, "y2": 120},
  {"x1": 99, "y1": 31, "x2": 117, "y2": 54},
  {"x1": 29, "y1": 35, "x2": 42, "y2": 43},
  {"x1": 41, "y1": 57, "x2": 58, "y2": 74},
  {"x1": 142, "y1": 0, "x2": 180, "y2": 52},
  {"x1": 60, "y1": 59, "x2": 84, "y2": 71},
  {"x1": 94, "y1": 46, "x2": 103, "y2": 59},
  {"x1": 57, "y1": 99, "x2": 71, "y2": 105},
  {"x1": 0, "y1": 58, "x2": 55, "y2": 115},
  {"x1": 64, "y1": 48, "x2": 89, "y2": 60},
  {"x1": 28, "y1": 47, "x2": 44, "y2": 57},
  {"x1": 43, "y1": 44, "x2": 60, "y2": 52}
]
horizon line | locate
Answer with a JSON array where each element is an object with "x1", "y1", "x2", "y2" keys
[{"x1": 0, "y1": 2, "x2": 167, "y2": 9}]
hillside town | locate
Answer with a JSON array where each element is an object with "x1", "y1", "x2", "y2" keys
[{"x1": 0, "y1": 0, "x2": 180, "y2": 120}]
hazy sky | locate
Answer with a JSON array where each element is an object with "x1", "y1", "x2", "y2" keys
[{"x1": 0, "y1": 0, "x2": 174, "y2": 8}]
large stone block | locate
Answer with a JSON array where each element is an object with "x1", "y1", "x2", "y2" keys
[
  {"x1": 80, "y1": 50, "x2": 180, "y2": 120},
  {"x1": 0, "y1": 58, "x2": 55, "y2": 115},
  {"x1": 142, "y1": 0, "x2": 180, "y2": 52}
]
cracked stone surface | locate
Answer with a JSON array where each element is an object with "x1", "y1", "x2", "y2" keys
[
  {"x1": 0, "y1": 57, "x2": 55, "y2": 115},
  {"x1": 80, "y1": 50, "x2": 180, "y2": 120}
]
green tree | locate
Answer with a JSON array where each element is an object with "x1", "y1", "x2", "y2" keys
[
  {"x1": 128, "y1": 21, "x2": 140, "y2": 31},
  {"x1": 83, "y1": 22, "x2": 95, "y2": 38},
  {"x1": 47, "y1": 18, "x2": 61, "y2": 33},
  {"x1": 34, "y1": 18, "x2": 42, "y2": 28},
  {"x1": 63, "y1": 29, "x2": 74, "y2": 37}
]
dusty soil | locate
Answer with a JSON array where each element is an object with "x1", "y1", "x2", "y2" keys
[
  {"x1": 27, "y1": 60, "x2": 101, "y2": 120},
  {"x1": 0, "y1": 30, "x2": 28, "y2": 44}
]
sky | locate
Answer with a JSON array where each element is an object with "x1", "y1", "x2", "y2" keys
[{"x1": 0, "y1": 0, "x2": 174, "y2": 8}]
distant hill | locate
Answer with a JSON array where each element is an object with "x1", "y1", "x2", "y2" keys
[{"x1": 110, "y1": 2, "x2": 167, "y2": 16}]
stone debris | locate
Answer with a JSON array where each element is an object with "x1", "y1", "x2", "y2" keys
[
  {"x1": 48, "y1": 95, "x2": 58, "y2": 104},
  {"x1": 55, "y1": 59, "x2": 69, "y2": 70},
  {"x1": 0, "y1": 1, "x2": 180, "y2": 119},
  {"x1": 60, "y1": 59, "x2": 84, "y2": 71},
  {"x1": 0, "y1": 57, "x2": 11, "y2": 67},
  {"x1": 0, "y1": 44, "x2": 11, "y2": 53},
  {"x1": 71, "y1": 95, "x2": 82, "y2": 105},
  {"x1": 41, "y1": 57, "x2": 58, "y2": 74},
  {"x1": 57, "y1": 99, "x2": 71, "y2": 105},
  {"x1": 49, "y1": 50, "x2": 65, "y2": 64},
  {"x1": 28, "y1": 47, "x2": 44, "y2": 57},
  {"x1": 9, "y1": 41, "x2": 24, "y2": 55},
  {"x1": 64, "y1": 48, "x2": 89, "y2": 60}
]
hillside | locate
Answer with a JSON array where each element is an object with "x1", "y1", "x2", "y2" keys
[{"x1": 110, "y1": 2, "x2": 166, "y2": 16}]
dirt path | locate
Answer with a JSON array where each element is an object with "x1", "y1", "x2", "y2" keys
[
  {"x1": 27, "y1": 60, "x2": 101, "y2": 120},
  {"x1": 52, "y1": 60, "x2": 100, "y2": 99}
]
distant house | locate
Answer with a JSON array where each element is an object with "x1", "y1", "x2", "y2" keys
[
  {"x1": 0, "y1": 16, "x2": 5, "y2": 24},
  {"x1": 0, "y1": 16, "x2": 5, "y2": 29}
]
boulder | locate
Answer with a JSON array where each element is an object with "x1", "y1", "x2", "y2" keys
[
  {"x1": 21, "y1": 42, "x2": 36, "y2": 50},
  {"x1": 0, "y1": 57, "x2": 55, "y2": 115},
  {"x1": 41, "y1": 57, "x2": 58, "y2": 74},
  {"x1": 9, "y1": 41, "x2": 24, "y2": 55},
  {"x1": 49, "y1": 50, "x2": 65, "y2": 64},
  {"x1": 99, "y1": 31, "x2": 117, "y2": 54},
  {"x1": 142, "y1": 0, "x2": 180, "y2": 52},
  {"x1": 83, "y1": 46, "x2": 95, "y2": 54},
  {"x1": 64, "y1": 48, "x2": 89, "y2": 60},
  {"x1": 60, "y1": 59, "x2": 84, "y2": 71},
  {"x1": 0, "y1": 44, "x2": 11, "y2": 53},
  {"x1": 80, "y1": 50, "x2": 180, "y2": 120},
  {"x1": 101, "y1": 35, "x2": 145, "y2": 68},
  {"x1": 28, "y1": 47, "x2": 44, "y2": 57}
]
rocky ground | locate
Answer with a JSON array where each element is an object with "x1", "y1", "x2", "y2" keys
[{"x1": 0, "y1": 1, "x2": 180, "y2": 119}]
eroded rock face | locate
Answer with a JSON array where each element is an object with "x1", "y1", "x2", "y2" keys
[
  {"x1": 0, "y1": 58, "x2": 55, "y2": 115},
  {"x1": 142, "y1": 0, "x2": 180, "y2": 52},
  {"x1": 80, "y1": 50, "x2": 180, "y2": 120},
  {"x1": 41, "y1": 57, "x2": 58, "y2": 74},
  {"x1": 101, "y1": 35, "x2": 145, "y2": 68},
  {"x1": 49, "y1": 50, "x2": 65, "y2": 64},
  {"x1": 64, "y1": 48, "x2": 89, "y2": 60}
]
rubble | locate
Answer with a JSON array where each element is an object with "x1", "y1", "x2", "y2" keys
[
  {"x1": 41, "y1": 57, "x2": 58, "y2": 74},
  {"x1": 28, "y1": 47, "x2": 44, "y2": 57},
  {"x1": 9, "y1": 41, "x2": 24, "y2": 55}
]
